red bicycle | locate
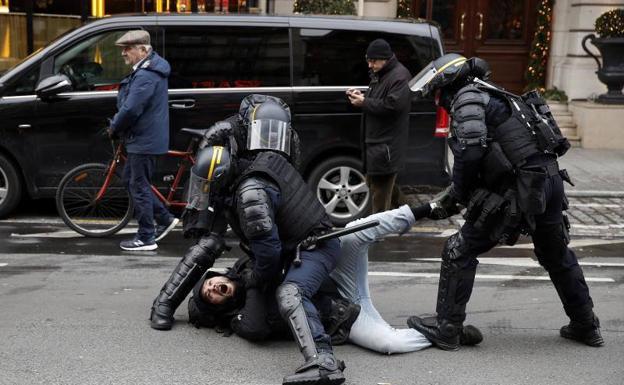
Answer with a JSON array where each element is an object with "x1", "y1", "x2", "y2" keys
[{"x1": 55, "y1": 129, "x2": 205, "y2": 237}]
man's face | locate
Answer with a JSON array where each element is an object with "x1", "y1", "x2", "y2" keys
[
  {"x1": 367, "y1": 58, "x2": 387, "y2": 73},
  {"x1": 121, "y1": 45, "x2": 146, "y2": 66},
  {"x1": 201, "y1": 276, "x2": 236, "y2": 305}
]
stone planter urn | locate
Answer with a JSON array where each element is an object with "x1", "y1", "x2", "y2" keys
[{"x1": 582, "y1": 35, "x2": 624, "y2": 104}]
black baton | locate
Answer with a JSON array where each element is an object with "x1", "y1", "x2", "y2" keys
[{"x1": 292, "y1": 220, "x2": 380, "y2": 267}]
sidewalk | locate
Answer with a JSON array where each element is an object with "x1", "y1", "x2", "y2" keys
[{"x1": 405, "y1": 147, "x2": 624, "y2": 238}]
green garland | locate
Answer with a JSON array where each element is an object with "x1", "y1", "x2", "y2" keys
[
  {"x1": 293, "y1": 0, "x2": 356, "y2": 15},
  {"x1": 595, "y1": 9, "x2": 624, "y2": 38},
  {"x1": 525, "y1": 0, "x2": 554, "y2": 91},
  {"x1": 396, "y1": 0, "x2": 412, "y2": 19}
]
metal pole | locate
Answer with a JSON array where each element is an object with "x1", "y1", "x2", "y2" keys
[
  {"x1": 81, "y1": 0, "x2": 89, "y2": 23},
  {"x1": 25, "y1": 0, "x2": 33, "y2": 54}
]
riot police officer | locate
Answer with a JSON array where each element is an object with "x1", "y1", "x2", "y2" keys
[
  {"x1": 406, "y1": 54, "x2": 603, "y2": 350},
  {"x1": 149, "y1": 95, "x2": 346, "y2": 385}
]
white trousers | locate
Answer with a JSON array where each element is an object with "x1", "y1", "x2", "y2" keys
[{"x1": 331, "y1": 205, "x2": 431, "y2": 354}]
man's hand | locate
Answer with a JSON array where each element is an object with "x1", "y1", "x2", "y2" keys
[
  {"x1": 347, "y1": 88, "x2": 364, "y2": 107},
  {"x1": 428, "y1": 185, "x2": 461, "y2": 220}
]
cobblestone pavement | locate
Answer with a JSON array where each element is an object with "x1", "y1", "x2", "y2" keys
[{"x1": 406, "y1": 194, "x2": 624, "y2": 239}]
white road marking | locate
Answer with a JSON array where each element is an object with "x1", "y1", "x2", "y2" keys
[
  {"x1": 10, "y1": 228, "x2": 181, "y2": 239},
  {"x1": 0, "y1": 263, "x2": 7, "y2": 267},
  {"x1": 413, "y1": 257, "x2": 624, "y2": 268},
  {"x1": 569, "y1": 203, "x2": 621, "y2": 208},
  {"x1": 498, "y1": 238, "x2": 624, "y2": 249},
  {"x1": 368, "y1": 271, "x2": 614, "y2": 282},
  {"x1": 571, "y1": 224, "x2": 624, "y2": 229}
]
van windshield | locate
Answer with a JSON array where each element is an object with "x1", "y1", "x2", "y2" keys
[{"x1": 0, "y1": 25, "x2": 79, "y2": 84}]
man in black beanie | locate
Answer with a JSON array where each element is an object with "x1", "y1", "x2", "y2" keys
[{"x1": 347, "y1": 38, "x2": 411, "y2": 213}]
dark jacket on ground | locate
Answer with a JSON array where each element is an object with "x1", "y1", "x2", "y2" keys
[
  {"x1": 111, "y1": 51, "x2": 170, "y2": 155},
  {"x1": 361, "y1": 55, "x2": 411, "y2": 175}
]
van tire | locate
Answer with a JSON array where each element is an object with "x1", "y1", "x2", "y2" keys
[
  {"x1": 307, "y1": 156, "x2": 371, "y2": 227},
  {"x1": 0, "y1": 154, "x2": 23, "y2": 218}
]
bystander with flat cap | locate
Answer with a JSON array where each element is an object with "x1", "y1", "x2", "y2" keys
[{"x1": 109, "y1": 30, "x2": 179, "y2": 251}]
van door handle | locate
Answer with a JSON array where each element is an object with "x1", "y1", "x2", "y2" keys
[{"x1": 169, "y1": 99, "x2": 196, "y2": 109}]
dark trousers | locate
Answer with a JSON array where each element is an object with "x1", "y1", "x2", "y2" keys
[
  {"x1": 443, "y1": 174, "x2": 593, "y2": 322},
  {"x1": 123, "y1": 153, "x2": 172, "y2": 241},
  {"x1": 282, "y1": 238, "x2": 341, "y2": 348},
  {"x1": 366, "y1": 173, "x2": 406, "y2": 214}
]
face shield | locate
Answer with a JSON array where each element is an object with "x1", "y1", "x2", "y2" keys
[
  {"x1": 186, "y1": 172, "x2": 212, "y2": 211},
  {"x1": 247, "y1": 119, "x2": 292, "y2": 156},
  {"x1": 409, "y1": 55, "x2": 468, "y2": 98},
  {"x1": 409, "y1": 63, "x2": 438, "y2": 97},
  {"x1": 186, "y1": 146, "x2": 229, "y2": 211}
]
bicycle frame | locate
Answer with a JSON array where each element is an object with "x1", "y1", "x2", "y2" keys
[{"x1": 95, "y1": 140, "x2": 196, "y2": 209}]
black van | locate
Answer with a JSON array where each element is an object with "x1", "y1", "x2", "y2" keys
[{"x1": 0, "y1": 14, "x2": 449, "y2": 224}]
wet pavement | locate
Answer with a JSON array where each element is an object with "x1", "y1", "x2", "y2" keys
[{"x1": 2, "y1": 146, "x2": 624, "y2": 384}]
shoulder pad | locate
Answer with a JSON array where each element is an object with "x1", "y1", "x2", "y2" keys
[
  {"x1": 450, "y1": 85, "x2": 489, "y2": 148},
  {"x1": 236, "y1": 177, "x2": 276, "y2": 239},
  {"x1": 201, "y1": 120, "x2": 235, "y2": 149}
]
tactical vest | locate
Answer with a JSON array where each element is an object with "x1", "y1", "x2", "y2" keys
[
  {"x1": 461, "y1": 86, "x2": 571, "y2": 244},
  {"x1": 485, "y1": 88, "x2": 570, "y2": 168},
  {"x1": 239, "y1": 151, "x2": 328, "y2": 251}
]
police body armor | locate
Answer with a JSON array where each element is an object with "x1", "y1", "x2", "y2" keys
[
  {"x1": 452, "y1": 83, "x2": 571, "y2": 244},
  {"x1": 235, "y1": 151, "x2": 328, "y2": 252}
]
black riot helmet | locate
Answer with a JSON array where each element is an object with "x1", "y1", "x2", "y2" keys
[
  {"x1": 409, "y1": 53, "x2": 469, "y2": 97},
  {"x1": 186, "y1": 145, "x2": 233, "y2": 211},
  {"x1": 239, "y1": 95, "x2": 292, "y2": 156}
]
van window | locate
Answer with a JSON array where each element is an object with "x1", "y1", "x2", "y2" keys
[
  {"x1": 164, "y1": 26, "x2": 290, "y2": 89},
  {"x1": 52, "y1": 30, "x2": 133, "y2": 92},
  {"x1": 2, "y1": 65, "x2": 40, "y2": 96},
  {"x1": 291, "y1": 29, "x2": 437, "y2": 86}
]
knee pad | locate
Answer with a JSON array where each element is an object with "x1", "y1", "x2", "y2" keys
[
  {"x1": 442, "y1": 233, "x2": 468, "y2": 261},
  {"x1": 276, "y1": 283, "x2": 303, "y2": 318}
]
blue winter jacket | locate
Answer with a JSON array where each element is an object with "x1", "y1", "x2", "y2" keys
[{"x1": 110, "y1": 51, "x2": 170, "y2": 154}]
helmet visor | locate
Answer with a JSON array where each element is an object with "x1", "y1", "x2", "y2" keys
[
  {"x1": 186, "y1": 172, "x2": 212, "y2": 211},
  {"x1": 247, "y1": 119, "x2": 291, "y2": 155},
  {"x1": 409, "y1": 63, "x2": 437, "y2": 96}
]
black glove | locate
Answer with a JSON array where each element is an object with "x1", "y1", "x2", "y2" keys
[{"x1": 428, "y1": 185, "x2": 461, "y2": 220}]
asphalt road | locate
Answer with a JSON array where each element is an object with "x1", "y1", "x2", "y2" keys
[{"x1": 1, "y1": 217, "x2": 623, "y2": 385}]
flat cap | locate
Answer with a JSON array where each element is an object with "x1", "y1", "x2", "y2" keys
[{"x1": 115, "y1": 30, "x2": 150, "y2": 46}]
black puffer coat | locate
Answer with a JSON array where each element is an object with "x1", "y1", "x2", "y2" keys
[{"x1": 361, "y1": 55, "x2": 411, "y2": 175}]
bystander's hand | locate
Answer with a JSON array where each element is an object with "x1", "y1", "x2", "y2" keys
[{"x1": 346, "y1": 88, "x2": 365, "y2": 107}]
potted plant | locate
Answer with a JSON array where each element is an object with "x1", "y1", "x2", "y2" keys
[{"x1": 581, "y1": 9, "x2": 624, "y2": 104}]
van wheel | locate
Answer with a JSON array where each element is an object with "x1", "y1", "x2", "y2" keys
[
  {"x1": 307, "y1": 156, "x2": 370, "y2": 227},
  {"x1": 0, "y1": 154, "x2": 23, "y2": 218}
]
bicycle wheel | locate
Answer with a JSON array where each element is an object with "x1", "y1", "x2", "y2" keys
[{"x1": 56, "y1": 163, "x2": 134, "y2": 237}]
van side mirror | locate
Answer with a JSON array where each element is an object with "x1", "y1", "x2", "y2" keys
[{"x1": 35, "y1": 74, "x2": 73, "y2": 99}]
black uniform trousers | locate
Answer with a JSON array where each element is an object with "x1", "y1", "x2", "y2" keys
[{"x1": 447, "y1": 172, "x2": 594, "y2": 322}]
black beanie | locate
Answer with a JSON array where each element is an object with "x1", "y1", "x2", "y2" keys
[{"x1": 366, "y1": 39, "x2": 393, "y2": 60}]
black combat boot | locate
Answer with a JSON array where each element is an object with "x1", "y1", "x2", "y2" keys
[
  {"x1": 460, "y1": 324, "x2": 483, "y2": 346},
  {"x1": 150, "y1": 234, "x2": 225, "y2": 330},
  {"x1": 407, "y1": 315, "x2": 461, "y2": 351},
  {"x1": 407, "y1": 233, "x2": 478, "y2": 351},
  {"x1": 407, "y1": 316, "x2": 483, "y2": 347},
  {"x1": 277, "y1": 283, "x2": 346, "y2": 385},
  {"x1": 322, "y1": 298, "x2": 361, "y2": 346},
  {"x1": 560, "y1": 313, "x2": 604, "y2": 347}
]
